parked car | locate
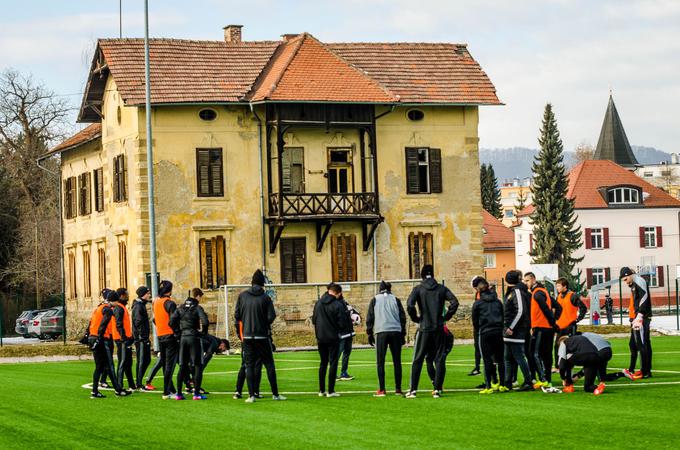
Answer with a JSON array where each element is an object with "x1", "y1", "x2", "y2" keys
[
  {"x1": 38, "y1": 307, "x2": 64, "y2": 340},
  {"x1": 15, "y1": 310, "x2": 39, "y2": 338},
  {"x1": 26, "y1": 310, "x2": 50, "y2": 338}
]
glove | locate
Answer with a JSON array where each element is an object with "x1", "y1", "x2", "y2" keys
[
  {"x1": 90, "y1": 337, "x2": 102, "y2": 350},
  {"x1": 368, "y1": 334, "x2": 375, "y2": 347},
  {"x1": 632, "y1": 317, "x2": 643, "y2": 330},
  {"x1": 125, "y1": 338, "x2": 134, "y2": 349},
  {"x1": 553, "y1": 324, "x2": 561, "y2": 333}
]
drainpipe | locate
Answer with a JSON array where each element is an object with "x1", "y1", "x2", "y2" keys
[
  {"x1": 250, "y1": 102, "x2": 267, "y2": 273},
  {"x1": 36, "y1": 157, "x2": 66, "y2": 344}
]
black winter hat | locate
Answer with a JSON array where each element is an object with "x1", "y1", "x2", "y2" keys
[
  {"x1": 420, "y1": 264, "x2": 434, "y2": 279},
  {"x1": 136, "y1": 286, "x2": 150, "y2": 298},
  {"x1": 471, "y1": 276, "x2": 487, "y2": 288},
  {"x1": 158, "y1": 280, "x2": 173, "y2": 297},
  {"x1": 620, "y1": 267, "x2": 634, "y2": 278},
  {"x1": 379, "y1": 280, "x2": 391, "y2": 292},
  {"x1": 505, "y1": 270, "x2": 521, "y2": 285},
  {"x1": 116, "y1": 287, "x2": 128, "y2": 297},
  {"x1": 252, "y1": 269, "x2": 266, "y2": 287},
  {"x1": 106, "y1": 290, "x2": 120, "y2": 303}
]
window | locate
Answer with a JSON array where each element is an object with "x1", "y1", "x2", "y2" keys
[
  {"x1": 591, "y1": 228, "x2": 603, "y2": 249},
  {"x1": 483, "y1": 253, "x2": 496, "y2": 269},
  {"x1": 97, "y1": 248, "x2": 107, "y2": 292},
  {"x1": 607, "y1": 186, "x2": 640, "y2": 205},
  {"x1": 64, "y1": 177, "x2": 77, "y2": 219},
  {"x1": 118, "y1": 241, "x2": 128, "y2": 288},
  {"x1": 93, "y1": 168, "x2": 104, "y2": 212},
  {"x1": 199, "y1": 236, "x2": 227, "y2": 289},
  {"x1": 640, "y1": 226, "x2": 661, "y2": 248},
  {"x1": 82, "y1": 249, "x2": 91, "y2": 298},
  {"x1": 78, "y1": 172, "x2": 91, "y2": 216},
  {"x1": 517, "y1": 233, "x2": 523, "y2": 242},
  {"x1": 407, "y1": 109, "x2": 425, "y2": 121},
  {"x1": 408, "y1": 232, "x2": 434, "y2": 279},
  {"x1": 331, "y1": 234, "x2": 357, "y2": 282},
  {"x1": 198, "y1": 108, "x2": 218, "y2": 121},
  {"x1": 196, "y1": 149, "x2": 224, "y2": 197},
  {"x1": 643, "y1": 171, "x2": 653, "y2": 178},
  {"x1": 327, "y1": 148, "x2": 353, "y2": 194},
  {"x1": 67, "y1": 251, "x2": 77, "y2": 299},
  {"x1": 504, "y1": 209, "x2": 514, "y2": 218},
  {"x1": 113, "y1": 154, "x2": 127, "y2": 202},
  {"x1": 587, "y1": 267, "x2": 610, "y2": 288},
  {"x1": 280, "y1": 238, "x2": 307, "y2": 284},
  {"x1": 639, "y1": 257, "x2": 664, "y2": 288},
  {"x1": 282, "y1": 147, "x2": 305, "y2": 193},
  {"x1": 405, "y1": 147, "x2": 442, "y2": 194}
]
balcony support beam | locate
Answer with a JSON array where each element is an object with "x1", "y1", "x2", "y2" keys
[
  {"x1": 268, "y1": 222, "x2": 285, "y2": 254},
  {"x1": 362, "y1": 220, "x2": 380, "y2": 252},
  {"x1": 316, "y1": 221, "x2": 333, "y2": 252}
]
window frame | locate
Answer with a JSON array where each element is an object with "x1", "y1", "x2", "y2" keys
[
  {"x1": 199, "y1": 235, "x2": 227, "y2": 289},
  {"x1": 93, "y1": 168, "x2": 104, "y2": 212},
  {"x1": 591, "y1": 268, "x2": 605, "y2": 286},
  {"x1": 331, "y1": 233, "x2": 357, "y2": 282},
  {"x1": 405, "y1": 147, "x2": 442, "y2": 195},
  {"x1": 97, "y1": 247, "x2": 107, "y2": 293},
  {"x1": 590, "y1": 227, "x2": 604, "y2": 249},
  {"x1": 64, "y1": 176, "x2": 77, "y2": 219},
  {"x1": 82, "y1": 248, "x2": 91, "y2": 298},
  {"x1": 112, "y1": 154, "x2": 127, "y2": 203},
  {"x1": 78, "y1": 172, "x2": 91, "y2": 216},
  {"x1": 196, "y1": 148, "x2": 224, "y2": 197},
  {"x1": 607, "y1": 186, "x2": 640, "y2": 205},
  {"x1": 483, "y1": 253, "x2": 496, "y2": 269},
  {"x1": 280, "y1": 237, "x2": 307, "y2": 284},
  {"x1": 643, "y1": 226, "x2": 657, "y2": 248},
  {"x1": 408, "y1": 231, "x2": 434, "y2": 279}
]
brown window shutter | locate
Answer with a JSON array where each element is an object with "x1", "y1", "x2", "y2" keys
[
  {"x1": 113, "y1": 156, "x2": 120, "y2": 202},
  {"x1": 210, "y1": 151, "x2": 223, "y2": 196},
  {"x1": 656, "y1": 226, "x2": 663, "y2": 247},
  {"x1": 529, "y1": 234, "x2": 534, "y2": 253},
  {"x1": 657, "y1": 266, "x2": 664, "y2": 288},
  {"x1": 210, "y1": 237, "x2": 218, "y2": 289},
  {"x1": 424, "y1": 233, "x2": 434, "y2": 268},
  {"x1": 121, "y1": 154, "x2": 127, "y2": 201},
  {"x1": 349, "y1": 234, "x2": 357, "y2": 282},
  {"x1": 280, "y1": 239, "x2": 294, "y2": 284},
  {"x1": 639, "y1": 227, "x2": 645, "y2": 248},
  {"x1": 199, "y1": 238, "x2": 208, "y2": 289},
  {"x1": 429, "y1": 148, "x2": 442, "y2": 193},
  {"x1": 215, "y1": 235, "x2": 226, "y2": 286},
  {"x1": 405, "y1": 148, "x2": 420, "y2": 194},
  {"x1": 196, "y1": 150, "x2": 210, "y2": 196},
  {"x1": 603, "y1": 228, "x2": 609, "y2": 249},
  {"x1": 584, "y1": 228, "x2": 592, "y2": 249},
  {"x1": 294, "y1": 238, "x2": 307, "y2": 283},
  {"x1": 330, "y1": 235, "x2": 339, "y2": 282},
  {"x1": 98, "y1": 168, "x2": 104, "y2": 212},
  {"x1": 605, "y1": 267, "x2": 611, "y2": 282},
  {"x1": 586, "y1": 268, "x2": 593, "y2": 288}
]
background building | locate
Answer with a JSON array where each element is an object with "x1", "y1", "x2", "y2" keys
[
  {"x1": 499, "y1": 177, "x2": 532, "y2": 226},
  {"x1": 633, "y1": 155, "x2": 680, "y2": 200},
  {"x1": 482, "y1": 210, "x2": 516, "y2": 287}
]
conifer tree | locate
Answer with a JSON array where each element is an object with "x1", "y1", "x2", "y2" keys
[
  {"x1": 514, "y1": 187, "x2": 528, "y2": 214},
  {"x1": 485, "y1": 164, "x2": 503, "y2": 219},
  {"x1": 530, "y1": 104, "x2": 583, "y2": 280}
]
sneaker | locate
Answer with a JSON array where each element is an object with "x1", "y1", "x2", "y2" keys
[
  {"x1": 192, "y1": 394, "x2": 207, "y2": 400},
  {"x1": 137, "y1": 386, "x2": 153, "y2": 392},
  {"x1": 254, "y1": 393, "x2": 264, "y2": 399},
  {"x1": 541, "y1": 386, "x2": 561, "y2": 394},
  {"x1": 533, "y1": 380, "x2": 547, "y2": 390},
  {"x1": 491, "y1": 382, "x2": 501, "y2": 392},
  {"x1": 593, "y1": 382, "x2": 606, "y2": 396},
  {"x1": 563, "y1": 385, "x2": 575, "y2": 393},
  {"x1": 405, "y1": 391, "x2": 417, "y2": 399},
  {"x1": 498, "y1": 386, "x2": 510, "y2": 393},
  {"x1": 633, "y1": 371, "x2": 644, "y2": 380},
  {"x1": 272, "y1": 395, "x2": 287, "y2": 401},
  {"x1": 518, "y1": 383, "x2": 534, "y2": 392},
  {"x1": 318, "y1": 392, "x2": 326, "y2": 397},
  {"x1": 144, "y1": 384, "x2": 156, "y2": 391},
  {"x1": 184, "y1": 387, "x2": 193, "y2": 394},
  {"x1": 622, "y1": 369, "x2": 635, "y2": 380},
  {"x1": 162, "y1": 394, "x2": 173, "y2": 400},
  {"x1": 512, "y1": 381, "x2": 520, "y2": 388},
  {"x1": 115, "y1": 390, "x2": 131, "y2": 397},
  {"x1": 432, "y1": 390, "x2": 441, "y2": 398},
  {"x1": 196, "y1": 388, "x2": 209, "y2": 395},
  {"x1": 233, "y1": 393, "x2": 242, "y2": 400},
  {"x1": 395, "y1": 389, "x2": 403, "y2": 396},
  {"x1": 99, "y1": 381, "x2": 110, "y2": 389},
  {"x1": 468, "y1": 368, "x2": 481, "y2": 376},
  {"x1": 479, "y1": 388, "x2": 494, "y2": 394},
  {"x1": 326, "y1": 392, "x2": 341, "y2": 398},
  {"x1": 374, "y1": 390, "x2": 387, "y2": 397},
  {"x1": 90, "y1": 391, "x2": 105, "y2": 399},
  {"x1": 641, "y1": 373, "x2": 653, "y2": 379},
  {"x1": 173, "y1": 393, "x2": 186, "y2": 401},
  {"x1": 339, "y1": 374, "x2": 354, "y2": 381},
  {"x1": 245, "y1": 396, "x2": 256, "y2": 403}
]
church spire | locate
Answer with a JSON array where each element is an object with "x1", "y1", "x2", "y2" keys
[{"x1": 593, "y1": 94, "x2": 638, "y2": 167}]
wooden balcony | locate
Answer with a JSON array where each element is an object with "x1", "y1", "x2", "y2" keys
[{"x1": 268, "y1": 192, "x2": 380, "y2": 220}]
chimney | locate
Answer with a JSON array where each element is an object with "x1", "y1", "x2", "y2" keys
[
  {"x1": 224, "y1": 25, "x2": 243, "y2": 43},
  {"x1": 281, "y1": 34, "x2": 299, "y2": 42}
]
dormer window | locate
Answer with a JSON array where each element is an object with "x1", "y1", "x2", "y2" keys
[{"x1": 607, "y1": 186, "x2": 640, "y2": 205}]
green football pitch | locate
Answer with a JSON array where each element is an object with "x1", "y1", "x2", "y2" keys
[{"x1": 1, "y1": 336, "x2": 680, "y2": 449}]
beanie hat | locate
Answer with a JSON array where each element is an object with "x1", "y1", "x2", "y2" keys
[
  {"x1": 379, "y1": 280, "x2": 391, "y2": 293},
  {"x1": 116, "y1": 288, "x2": 128, "y2": 297},
  {"x1": 505, "y1": 270, "x2": 520, "y2": 285},
  {"x1": 420, "y1": 264, "x2": 434, "y2": 279},
  {"x1": 158, "y1": 280, "x2": 173, "y2": 297},
  {"x1": 252, "y1": 269, "x2": 266, "y2": 287},
  {"x1": 620, "y1": 267, "x2": 634, "y2": 278},
  {"x1": 471, "y1": 276, "x2": 486, "y2": 289},
  {"x1": 106, "y1": 290, "x2": 120, "y2": 303},
  {"x1": 136, "y1": 286, "x2": 150, "y2": 298}
]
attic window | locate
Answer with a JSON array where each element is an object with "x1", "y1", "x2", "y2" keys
[
  {"x1": 199, "y1": 108, "x2": 218, "y2": 121},
  {"x1": 407, "y1": 109, "x2": 425, "y2": 121},
  {"x1": 607, "y1": 186, "x2": 640, "y2": 205}
]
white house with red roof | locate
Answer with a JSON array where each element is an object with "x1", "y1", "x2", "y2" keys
[{"x1": 515, "y1": 160, "x2": 680, "y2": 302}]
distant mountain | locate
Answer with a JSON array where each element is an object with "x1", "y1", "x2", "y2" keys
[{"x1": 480, "y1": 146, "x2": 673, "y2": 182}]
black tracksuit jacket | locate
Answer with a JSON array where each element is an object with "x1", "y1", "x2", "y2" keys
[
  {"x1": 406, "y1": 278, "x2": 459, "y2": 332},
  {"x1": 169, "y1": 298, "x2": 209, "y2": 337},
  {"x1": 472, "y1": 290, "x2": 504, "y2": 335},
  {"x1": 313, "y1": 293, "x2": 349, "y2": 344},
  {"x1": 629, "y1": 276, "x2": 652, "y2": 321},
  {"x1": 234, "y1": 286, "x2": 276, "y2": 339},
  {"x1": 131, "y1": 298, "x2": 150, "y2": 341},
  {"x1": 503, "y1": 283, "x2": 531, "y2": 343}
]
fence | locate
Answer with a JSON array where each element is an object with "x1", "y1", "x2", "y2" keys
[{"x1": 0, "y1": 290, "x2": 64, "y2": 346}]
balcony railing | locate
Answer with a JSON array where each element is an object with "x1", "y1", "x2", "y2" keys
[{"x1": 269, "y1": 192, "x2": 379, "y2": 218}]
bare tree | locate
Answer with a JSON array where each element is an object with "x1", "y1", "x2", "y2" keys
[
  {"x1": 0, "y1": 69, "x2": 71, "y2": 303},
  {"x1": 574, "y1": 141, "x2": 594, "y2": 166},
  {"x1": 660, "y1": 167, "x2": 679, "y2": 193}
]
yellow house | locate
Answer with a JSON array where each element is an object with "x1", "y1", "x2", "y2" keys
[{"x1": 46, "y1": 26, "x2": 500, "y2": 328}]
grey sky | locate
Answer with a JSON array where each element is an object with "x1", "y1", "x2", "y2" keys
[{"x1": 1, "y1": 0, "x2": 677, "y2": 152}]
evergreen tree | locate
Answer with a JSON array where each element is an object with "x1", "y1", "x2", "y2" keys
[
  {"x1": 514, "y1": 187, "x2": 528, "y2": 213},
  {"x1": 480, "y1": 163, "x2": 490, "y2": 211},
  {"x1": 530, "y1": 104, "x2": 583, "y2": 280},
  {"x1": 485, "y1": 164, "x2": 503, "y2": 219}
]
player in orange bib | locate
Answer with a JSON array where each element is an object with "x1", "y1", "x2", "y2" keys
[{"x1": 553, "y1": 278, "x2": 587, "y2": 365}]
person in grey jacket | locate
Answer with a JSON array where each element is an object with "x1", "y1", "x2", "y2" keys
[{"x1": 366, "y1": 281, "x2": 406, "y2": 396}]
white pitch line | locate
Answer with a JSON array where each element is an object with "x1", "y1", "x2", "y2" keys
[{"x1": 203, "y1": 362, "x2": 473, "y2": 376}]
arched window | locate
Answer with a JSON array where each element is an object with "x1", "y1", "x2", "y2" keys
[{"x1": 607, "y1": 186, "x2": 640, "y2": 205}]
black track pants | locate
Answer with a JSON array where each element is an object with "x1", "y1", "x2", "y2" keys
[
  {"x1": 116, "y1": 341, "x2": 136, "y2": 389},
  {"x1": 317, "y1": 341, "x2": 340, "y2": 394},
  {"x1": 479, "y1": 331, "x2": 505, "y2": 389},
  {"x1": 159, "y1": 337, "x2": 178, "y2": 395},
  {"x1": 135, "y1": 340, "x2": 151, "y2": 388},
  {"x1": 375, "y1": 332, "x2": 402, "y2": 392},
  {"x1": 629, "y1": 319, "x2": 652, "y2": 375},
  {"x1": 530, "y1": 328, "x2": 554, "y2": 383},
  {"x1": 409, "y1": 329, "x2": 448, "y2": 392},
  {"x1": 242, "y1": 339, "x2": 279, "y2": 397},
  {"x1": 176, "y1": 336, "x2": 203, "y2": 395}
]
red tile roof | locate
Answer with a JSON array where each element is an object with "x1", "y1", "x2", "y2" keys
[
  {"x1": 483, "y1": 210, "x2": 515, "y2": 250},
  {"x1": 79, "y1": 33, "x2": 500, "y2": 120},
  {"x1": 44, "y1": 123, "x2": 101, "y2": 157},
  {"x1": 517, "y1": 160, "x2": 680, "y2": 215}
]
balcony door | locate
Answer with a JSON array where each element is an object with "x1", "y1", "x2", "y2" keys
[
  {"x1": 282, "y1": 147, "x2": 305, "y2": 193},
  {"x1": 327, "y1": 148, "x2": 353, "y2": 194}
]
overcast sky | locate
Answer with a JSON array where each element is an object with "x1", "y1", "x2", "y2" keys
[{"x1": 1, "y1": 0, "x2": 678, "y2": 152}]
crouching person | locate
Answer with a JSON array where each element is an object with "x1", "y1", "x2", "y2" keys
[
  {"x1": 170, "y1": 293, "x2": 209, "y2": 400},
  {"x1": 558, "y1": 332, "x2": 611, "y2": 395}
]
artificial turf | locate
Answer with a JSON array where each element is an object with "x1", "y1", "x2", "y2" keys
[{"x1": 1, "y1": 336, "x2": 679, "y2": 449}]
